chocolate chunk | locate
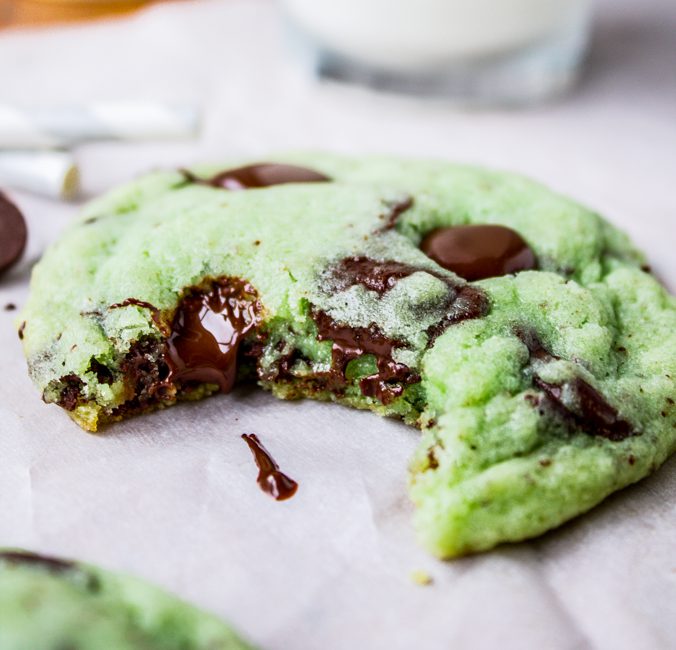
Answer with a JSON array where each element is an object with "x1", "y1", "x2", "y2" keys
[
  {"x1": 425, "y1": 285, "x2": 490, "y2": 343},
  {"x1": 379, "y1": 196, "x2": 414, "y2": 231},
  {"x1": 109, "y1": 298, "x2": 168, "y2": 335},
  {"x1": 312, "y1": 309, "x2": 420, "y2": 404},
  {"x1": 56, "y1": 375, "x2": 85, "y2": 411},
  {"x1": 534, "y1": 377, "x2": 635, "y2": 442},
  {"x1": 167, "y1": 279, "x2": 261, "y2": 392},
  {"x1": 514, "y1": 326, "x2": 558, "y2": 363},
  {"x1": 0, "y1": 193, "x2": 27, "y2": 275},
  {"x1": 112, "y1": 338, "x2": 173, "y2": 416},
  {"x1": 420, "y1": 224, "x2": 536, "y2": 281},
  {"x1": 325, "y1": 256, "x2": 489, "y2": 340},
  {"x1": 88, "y1": 359, "x2": 114, "y2": 385},
  {"x1": 0, "y1": 550, "x2": 75, "y2": 573},
  {"x1": 184, "y1": 163, "x2": 330, "y2": 190},
  {"x1": 241, "y1": 433, "x2": 298, "y2": 501},
  {"x1": 328, "y1": 257, "x2": 423, "y2": 295},
  {"x1": 518, "y1": 328, "x2": 637, "y2": 441}
]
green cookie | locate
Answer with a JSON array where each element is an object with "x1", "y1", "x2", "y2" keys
[
  {"x1": 19, "y1": 154, "x2": 676, "y2": 557},
  {"x1": 0, "y1": 550, "x2": 252, "y2": 650}
]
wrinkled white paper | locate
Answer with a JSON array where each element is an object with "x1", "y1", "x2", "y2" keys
[{"x1": 1, "y1": 2, "x2": 675, "y2": 648}]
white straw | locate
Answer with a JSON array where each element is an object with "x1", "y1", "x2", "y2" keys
[
  {"x1": 0, "y1": 103, "x2": 201, "y2": 149},
  {"x1": 0, "y1": 151, "x2": 80, "y2": 200}
]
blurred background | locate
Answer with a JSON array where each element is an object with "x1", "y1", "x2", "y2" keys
[{"x1": 0, "y1": 0, "x2": 673, "y2": 276}]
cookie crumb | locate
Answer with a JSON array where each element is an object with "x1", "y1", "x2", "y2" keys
[{"x1": 411, "y1": 570, "x2": 433, "y2": 586}]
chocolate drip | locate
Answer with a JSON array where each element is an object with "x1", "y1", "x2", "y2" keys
[
  {"x1": 241, "y1": 434, "x2": 298, "y2": 501},
  {"x1": 312, "y1": 310, "x2": 419, "y2": 404},
  {"x1": 518, "y1": 328, "x2": 637, "y2": 441},
  {"x1": 420, "y1": 224, "x2": 536, "y2": 281},
  {"x1": 184, "y1": 163, "x2": 330, "y2": 190},
  {"x1": 167, "y1": 279, "x2": 261, "y2": 392},
  {"x1": 0, "y1": 192, "x2": 27, "y2": 274}
]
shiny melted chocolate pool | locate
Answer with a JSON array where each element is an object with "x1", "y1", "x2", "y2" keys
[{"x1": 167, "y1": 279, "x2": 261, "y2": 392}]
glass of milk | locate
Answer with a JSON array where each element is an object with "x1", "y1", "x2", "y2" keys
[{"x1": 282, "y1": 0, "x2": 593, "y2": 104}]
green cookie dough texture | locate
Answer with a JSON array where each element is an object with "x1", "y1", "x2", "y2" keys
[
  {"x1": 19, "y1": 153, "x2": 676, "y2": 557},
  {"x1": 0, "y1": 550, "x2": 252, "y2": 650}
]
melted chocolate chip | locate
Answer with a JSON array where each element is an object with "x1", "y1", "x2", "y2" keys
[
  {"x1": 325, "y1": 256, "x2": 489, "y2": 341},
  {"x1": 166, "y1": 279, "x2": 261, "y2": 392},
  {"x1": 518, "y1": 328, "x2": 637, "y2": 441},
  {"x1": 328, "y1": 257, "x2": 424, "y2": 295},
  {"x1": 420, "y1": 225, "x2": 536, "y2": 281},
  {"x1": 534, "y1": 377, "x2": 635, "y2": 442},
  {"x1": 379, "y1": 196, "x2": 414, "y2": 231},
  {"x1": 184, "y1": 163, "x2": 330, "y2": 190},
  {"x1": 514, "y1": 326, "x2": 558, "y2": 363},
  {"x1": 312, "y1": 310, "x2": 420, "y2": 404},
  {"x1": 425, "y1": 285, "x2": 489, "y2": 343},
  {"x1": 241, "y1": 434, "x2": 298, "y2": 501},
  {"x1": 88, "y1": 359, "x2": 114, "y2": 385},
  {"x1": 56, "y1": 375, "x2": 85, "y2": 411},
  {"x1": 0, "y1": 193, "x2": 27, "y2": 275},
  {"x1": 109, "y1": 298, "x2": 168, "y2": 335}
]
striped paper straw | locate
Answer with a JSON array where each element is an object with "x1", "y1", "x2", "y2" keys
[
  {"x1": 0, "y1": 103, "x2": 200, "y2": 149},
  {"x1": 0, "y1": 150, "x2": 79, "y2": 199}
]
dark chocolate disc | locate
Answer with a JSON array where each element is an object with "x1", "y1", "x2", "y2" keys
[
  {"x1": 195, "y1": 163, "x2": 330, "y2": 190},
  {"x1": 0, "y1": 193, "x2": 27, "y2": 275},
  {"x1": 420, "y1": 224, "x2": 536, "y2": 281}
]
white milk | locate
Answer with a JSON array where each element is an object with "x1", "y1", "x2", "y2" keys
[{"x1": 283, "y1": 0, "x2": 591, "y2": 72}]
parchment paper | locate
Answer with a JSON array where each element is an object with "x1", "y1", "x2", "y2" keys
[{"x1": 1, "y1": 1, "x2": 675, "y2": 648}]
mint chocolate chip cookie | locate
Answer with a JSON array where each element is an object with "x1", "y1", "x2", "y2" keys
[
  {"x1": 0, "y1": 550, "x2": 252, "y2": 649},
  {"x1": 19, "y1": 154, "x2": 676, "y2": 557}
]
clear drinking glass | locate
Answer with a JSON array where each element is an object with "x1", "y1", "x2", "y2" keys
[{"x1": 282, "y1": 0, "x2": 593, "y2": 105}]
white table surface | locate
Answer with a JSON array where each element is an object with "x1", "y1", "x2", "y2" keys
[{"x1": 0, "y1": 1, "x2": 675, "y2": 649}]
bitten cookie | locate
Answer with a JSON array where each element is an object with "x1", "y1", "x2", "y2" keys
[{"x1": 19, "y1": 154, "x2": 676, "y2": 557}]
